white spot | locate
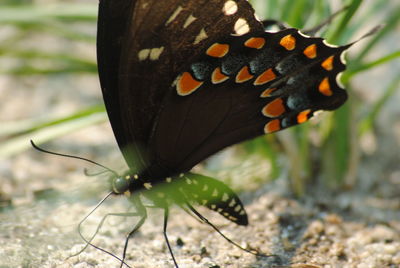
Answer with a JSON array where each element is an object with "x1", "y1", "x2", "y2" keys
[
  {"x1": 223, "y1": 212, "x2": 229, "y2": 217},
  {"x1": 166, "y1": 6, "x2": 183, "y2": 26},
  {"x1": 254, "y1": 13, "x2": 262, "y2": 22},
  {"x1": 193, "y1": 194, "x2": 199, "y2": 198},
  {"x1": 125, "y1": 175, "x2": 130, "y2": 180},
  {"x1": 183, "y1": 14, "x2": 197, "y2": 28},
  {"x1": 171, "y1": 75, "x2": 180, "y2": 87},
  {"x1": 275, "y1": 62, "x2": 284, "y2": 73},
  {"x1": 234, "y1": 18, "x2": 250, "y2": 35},
  {"x1": 229, "y1": 216, "x2": 238, "y2": 221},
  {"x1": 166, "y1": 177, "x2": 172, "y2": 183},
  {"x1": 313, "y1": 110, "x2": 324, "y2": 118},
  {"x1": 223, "y1": 1, "x2": 238, "y2": 16},
  {"x1": 133, "y1": 174, "x2": 139, "y2": 179},
  {"x1": 192, "y1": 179, "x2": 198, "y2": 185},
  {"x1": 202, "y1": 184, "x2": 209, "y2": 191},
  {"x1": 138, "y1": 47, "x2": 164, "y2": 61},
  {"x1": 143, "y1": 182, "x2": 152, "y2": 190},
  {"x1": 185, "y1": 178, "x2": 192, "y2": 184},
  {"x1": 222, "y1": 193, "x2": 229, "y2": 202},
  {"x1": 287, "y1": 77, "x2": 296, "y2": 85},
  {"x1": 287, "y1": 95, "x2": 297, "y2": 110},
  {"x1": 234, "y1": 204, "x2": 241, "y2": 212},
  {"x1": 340, "y1": 51, "x2": 347, "y2": 64},
  {"x1": 138, "y1": 49, "x2": 150, "y2": 61},
  {"x1": 194, "y1": 28, "x2": 208, "y2": 44},
  {"x1": 157, "y1": 192, "x2": 165, "y2": 198},
  {"x1": 211, "y1": 204, "x2": 217, "y2": 209},
  {"x1": 212, "y1": 188, "x2": 218, "y2": 197},
  {"x1": 202, "y1": 200, "x2": 208, "y2": 205},
  {"x1": 336, "y1": 72, "x2": 345, "y2": 88},
  {"x1": 239, "y1": 210, "x2": 246, "y2": 215},
  {"x1": 229, "y1": 199, "x2": 236, "y2": 207},
  {"x1": 217, "y1": 208, "x2": 223, "y2": 212},
  {"x1": 323, "y1": 39, "x2": 338, "y2": 48},
  {"x1": 179, "y1": 173, "x2": 184, "y2": 177},
  {"x1": 298, "y1": 30, "x2": 311, "y2": 38},
  {"x1": 149, "y1": 47, "x2": 164, "y2": 61}
]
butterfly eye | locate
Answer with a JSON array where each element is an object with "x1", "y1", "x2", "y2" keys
[{"x1": 112, "y1": 176, "x2": 130, "y2": 194}]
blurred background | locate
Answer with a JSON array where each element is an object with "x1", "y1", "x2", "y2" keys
[{"x1": 0, "y1": 0, "x2": 399, "y2": 267}]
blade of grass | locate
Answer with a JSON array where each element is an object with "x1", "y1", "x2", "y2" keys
[
  {"x1": 359, "y1": 75, "x2": 400, "y2": 135},
  {"x1": 0, "y1": 105, "x2": 105, "y2": 137},
  {"x1": 343, "y1": 50, "x2": 400, "y2": 83},
  {"x1": 0, "y1": 3, "x2": 98, "y2": 24},
  {"x1": 327, "y1": 0, "x2": 363, "y2": 43},
  {"x1": 354, "y1": 4, "x2": 400, "y2": 62},
  {"x1": 0, "y1": 112, "x2": 108, "y2": 159}
]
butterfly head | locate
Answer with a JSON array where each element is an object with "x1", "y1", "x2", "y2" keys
[{"x1": 110, "y1": 174, "x2": 135, "y2": 194}]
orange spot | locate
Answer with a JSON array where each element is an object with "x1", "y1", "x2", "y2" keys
[
  {"x1": 280, "y1": 34, "x2": 296, "y2": 50},
  {"x1": 264, "y1": 119, "x2": 281, "y2": 133},
  {"x1": 235, "y1": 66, "x2": 254, "y2": 83},
  {"x1": 260, "y1": 88, "x2": 276, "y2": 98},
  {"x1": 262, "y1": 98, "x2": 285, "y2": 117},
  {"x1": 206, "y1": 43, "x2": 229, "y2": 58},
  {"x1": 318, "y1": 77, "x2": 332, "y2": 96},
  {"x1": 211, "y1": 67, "x2": 229, "y2": 84},
  {"x1": 297, "y1": 109, "x2": 312, "y2": 124},
  {"x1": 244, "y1": 37, "x2": 265, "y2": 49},
  {"x1": 303, "y1": 44, "x2": 317, "y2": 59},
  {"x1": 254, "y1": 68, "x2": 276, "y2": 85},
  {"x1": 321, "y1": 56, "x2": 334, "y2": 71},
  {"x1": 176, "y1": 72, "x2": 203, "y2": 96}
]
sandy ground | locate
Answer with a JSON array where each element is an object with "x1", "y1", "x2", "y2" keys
[{"x1": 0, "y1": 118, "x2": 399, "y2": 268}]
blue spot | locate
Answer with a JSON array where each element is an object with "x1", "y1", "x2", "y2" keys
[
  {"x1": 281, "y1": 117, "x2": 291, "y2": 128},
  {"x1": 249, "y1": 49, "x2": 278, "y2": 74},
  {"x1": 191, "y1": 62, "x2": 212, "y2": 80},
  {"x1": 221, "y1": 54, "x2": 248, "y2": 75},
  {"x1": 287, "y1": 93, "x2": 309, "y2": 110}
]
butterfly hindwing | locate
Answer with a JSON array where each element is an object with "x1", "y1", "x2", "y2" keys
[
  {"x1": 181, "y1": 173, "x2": 248, "y2": 225},
  {"x1": 149, "y1": 28, "x2": 349, "y2": 174}
]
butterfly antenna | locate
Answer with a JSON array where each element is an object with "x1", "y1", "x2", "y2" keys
[
  {"x1": 30, "y1": 140, "x2": 118, "y2": 177},
  {"x1": 351, "y1": 24, "x2": 384, "y2": 44},
  {"x1": 303, "y1": 5, "x2": 350, "y2": 36},
  {"x1": 84, "y1": 168, "x2": 113, "y2": 177},
  {"x1": 185, "y1": 202, "x2": 281, "y2": 262}
]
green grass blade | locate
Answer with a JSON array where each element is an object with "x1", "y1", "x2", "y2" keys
[
  {"x1": 327, "y1": 0, "x2": 363, "y2": 43},
  {"x1": 0, "y1": 112, "x2": 108, "y2": 159},
  {"x1": 359, "y1": 75, "x2": 400, "y2": 135}
]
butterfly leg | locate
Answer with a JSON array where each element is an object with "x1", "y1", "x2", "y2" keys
[
  {"x1": 163, "y1": 206, "x2": 179, "y2": 268},
  {"x1": 119, "y1": 196, "x2": 148, "y2": 268},
  {"x1": 185, "y1": 202, "x2": 281, "y2": 263}
]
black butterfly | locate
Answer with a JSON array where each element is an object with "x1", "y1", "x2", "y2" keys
[{"x1": 96, "y1": 0, "x2": 350, "y2": 266}]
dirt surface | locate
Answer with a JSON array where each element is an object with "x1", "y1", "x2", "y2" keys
[{"x1": 0, "y1": 123, "x2": 399, "y2": 267}]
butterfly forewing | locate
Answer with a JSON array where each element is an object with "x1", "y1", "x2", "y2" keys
[{"x1": 98, "y1": 0, "x2": 264, "y2": 177}]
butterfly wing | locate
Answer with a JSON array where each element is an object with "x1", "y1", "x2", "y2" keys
[
  {"x1": 182, "y1": 173, "x2": 248, "y2": 225},
  {"x1": 147, "y1": 31, "x2": 349, "y2": 177},
  {"x1": 98, "y1": 0, "x2": 264, "y2": 175}
]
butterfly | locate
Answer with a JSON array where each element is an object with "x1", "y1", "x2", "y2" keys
[{"x1": 96, "y1": 0, "x2": 350, "y2": 267}]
